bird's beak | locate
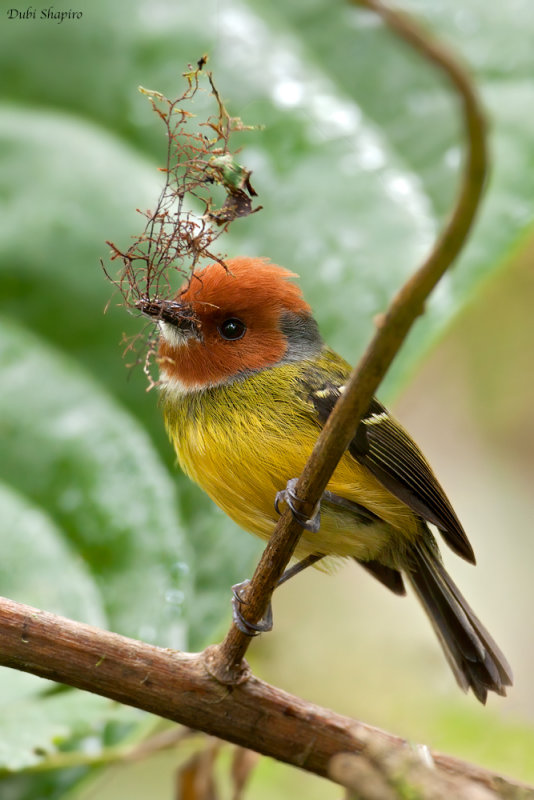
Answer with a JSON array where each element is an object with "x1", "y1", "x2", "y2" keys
[{"x1": 135, "y1": 297, "x2": 200, "y2": 337}]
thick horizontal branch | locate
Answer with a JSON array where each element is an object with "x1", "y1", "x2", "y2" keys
[{"x1": 0, "y1": 596, "x2": 530, "y2": 798}]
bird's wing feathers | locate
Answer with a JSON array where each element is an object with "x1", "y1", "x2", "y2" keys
[{"x1": 309, "y1": 384, "x2": 476, "y2": 564}]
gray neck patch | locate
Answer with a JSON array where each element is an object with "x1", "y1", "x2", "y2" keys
[{"x1": 278, "y1": 310, "x2": 323, "y2": 364}]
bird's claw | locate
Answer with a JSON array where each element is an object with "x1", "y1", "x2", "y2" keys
[
  {"x1": 274, "y1": 478, "x2": 321, "y2": 533},
  {"x1": 231, "y1": 580, "x2": 273, "y2": 636},
  {"x1": 232, "y1": 480, "x2": 322, "y2": 637}
]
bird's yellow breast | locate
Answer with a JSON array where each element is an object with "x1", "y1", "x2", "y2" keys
[{"x1": 162, "y1": 361, "x2": 419, "y2": 563}]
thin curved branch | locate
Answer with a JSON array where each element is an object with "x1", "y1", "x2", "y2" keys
[
  {"x1": 0, "y1": 596, "x2": 531, "y2": 799},
  {"x1": 211, "y1": 0, "x2": 488, "y2": 681}
]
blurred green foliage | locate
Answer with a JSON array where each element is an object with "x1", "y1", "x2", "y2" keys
[{"x1": 1, "y1": 0, "x2": 533, "y2": 797}]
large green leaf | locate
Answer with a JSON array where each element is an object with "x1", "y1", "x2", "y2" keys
[
  {"x1": 0, "y1": 318, "x2": 190, "y2": 647},
  {"x1": 0, "y1": 691, "x2": 140, "y2": 773},
  {"x1": 0, "y1": 483, "x2": 106, "y2": 632},
  {"x1": 1, "y1": 0, "x2": 532, "y2": 383},
  {"x1": 0, "y1": 106, "x2": 162, "y2": 434},
  {"x1": 0, "y1": 482, "x2": 106, "y2": 707},
  {"x1": 0, "y1": 482, "x2": 152, "y2": 780}
]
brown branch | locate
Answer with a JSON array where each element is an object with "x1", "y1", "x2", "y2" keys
[
  {"x1": 0, "y1": 596, "x2": 531, "y2": 798},
  {"x1": 209, "y1": 0, "x2": 488, "y2": 681}
]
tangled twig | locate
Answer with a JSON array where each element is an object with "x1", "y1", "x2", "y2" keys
[{"x1": 103, "y1": 57, "x2": 261, "y2": 384}]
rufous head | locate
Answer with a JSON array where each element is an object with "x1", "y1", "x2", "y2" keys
[{"x1": 141, "y1": 257, "x2": 322, "y2": 392}]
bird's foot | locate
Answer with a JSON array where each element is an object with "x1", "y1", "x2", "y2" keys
[
  {"x1": 231, "y1": 580, "x2": 273, "y2": 636},
  {"x1": 274, "y1": 478, "x2": 321, "y2": 532}
]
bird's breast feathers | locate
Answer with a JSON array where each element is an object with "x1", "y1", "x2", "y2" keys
[{"x1": 161, "y1": 354, "x2": 420, "y2": 561}]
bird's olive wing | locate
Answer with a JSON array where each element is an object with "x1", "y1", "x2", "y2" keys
[{"x1": 310, "y1": 387, "x2": 476, "y2": 564}]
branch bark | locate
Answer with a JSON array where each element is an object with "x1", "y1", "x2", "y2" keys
[{"x1": 0, "y1": 597, "x2": 531, "y2": 798}]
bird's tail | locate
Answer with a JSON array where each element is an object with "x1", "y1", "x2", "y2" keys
[{"x1": 406, "y1": 538, "x2": 513, "y2": 703}]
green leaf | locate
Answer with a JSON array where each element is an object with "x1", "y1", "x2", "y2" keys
[
  {"x1": 0, "y1": 105, "x2": 162, "y2": 429},
  {"x1": 0, "y1": 482, "x2": 106, "y2": 706},
  {"x1": 0, "y1": 483, "x2": 106, "y2": 629},
  {"x1": 0, "y1": 692, "x2": 140, "y2": 773},
  {"x1": 2, "y1": 0, "x2": 532, "y2": 385},
  {"x1": 0, "y1": 318, "x2": 191, "y2": 648},
  {"x1": 233, "y1": 0, "x2": 534, "y2": 391}
]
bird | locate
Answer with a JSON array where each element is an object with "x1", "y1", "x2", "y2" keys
[{"x1": 138, "y1": 256, "x2": 512, "y2": 703}]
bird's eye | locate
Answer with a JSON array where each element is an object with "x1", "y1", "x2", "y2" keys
[{"x1": 218, "y1": 318, "x2": 246, "y2": 341}]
